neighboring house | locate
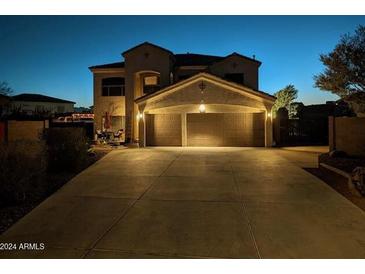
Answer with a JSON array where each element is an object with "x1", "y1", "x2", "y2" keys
[
  {"x1": 11, "y1": 93, "x2": 75, "y2": 115},
  {"x1": 90, "y1": 42, "x2": 275, "y2": 147}
]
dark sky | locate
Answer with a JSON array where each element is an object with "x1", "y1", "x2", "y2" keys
[{"x1": 1, "y1": 16, "x2": 364, "y2": 107}]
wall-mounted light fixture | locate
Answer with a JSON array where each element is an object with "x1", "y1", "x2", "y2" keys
[
  {"x1": 267, "y1": 112, "x2": 271, "y2": 118},
  {"x1": 136, "y1": 112, "x2": 144, "y2": 121}
]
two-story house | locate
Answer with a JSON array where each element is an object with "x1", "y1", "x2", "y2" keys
[{"x1": 89, "y1": 42, "x2": 275, "y2": 147}]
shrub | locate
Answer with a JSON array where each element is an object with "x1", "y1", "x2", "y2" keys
[
  {"x1": 45, "y1": 128, "x2": 89, "y2": 172},
  {"x1": 0, "y1": 141, "x2": 47, "y2": 206}
]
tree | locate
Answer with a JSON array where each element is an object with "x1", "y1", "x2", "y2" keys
[
  {"x1": 288, "y1": 102, "x2": 304, "y2": 119},
  {"x1": 314, "y1": 25, "x2": 365, "y2": 98},
  {"x1": 272, "y1": 84, "x2": 298, "y2": 117},
  {"x1": 0, "y1": 81, "x2": 13, "y2": 96}
]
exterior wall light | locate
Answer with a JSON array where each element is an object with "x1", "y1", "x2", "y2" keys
[
  {"x1": 267, "y1": 112, "x2": 271, "y2": 118},
  {"x1": 199, "y1": 103, "x2": 206, "y2": 113},
  {"x1": 136, "y1": 112, "x2": 144, "y2": 121}
]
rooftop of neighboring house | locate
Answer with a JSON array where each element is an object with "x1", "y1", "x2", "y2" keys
[
  {"x1": 89, "y1": 42, "x2": 261, "y2": 69},
  {"x1": 11, "y1": 93, "x2": 75, "y2": 104},
  {"x1": 0, "y1": 93, "x2": 10, "y2": 99}
]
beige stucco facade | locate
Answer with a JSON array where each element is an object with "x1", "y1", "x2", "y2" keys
[
  {"x1": 92, "y1": 69, "x2": 126, "y2": 131},
  {"x1": 123, "y1": 44, "x2": 174, "y2": 142},
  {"x1": 90, "y1": 42, "x2": 275, "y2": 147}
]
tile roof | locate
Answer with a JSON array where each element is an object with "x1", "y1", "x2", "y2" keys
[
  {"x1": 89, "y1": 43, "x2": 262, "y2": 70},
  {"x1": 122, "y1": 41, "x2": 174, "y2": 56},
  {"x1": 89, "y1": 61, "x2": 125, "y2": 70},
  {"x1": 174, "y1": 53, "x2": 224, "y2": 66}
]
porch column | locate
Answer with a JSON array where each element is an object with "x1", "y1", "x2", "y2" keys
[
  {"x1": 265, "y1": 109, "x2": 273, "y2": 147},
  {"x1": 181, "y1": 112, "x2": 187, "y2": 146}
]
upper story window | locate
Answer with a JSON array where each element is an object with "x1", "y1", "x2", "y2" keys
[
  {"x1": 143, "y1": 74, "x2": 160, "y2": 94},
  {"x1": 102, "y1": 77, "x2": 125, "y2": 96},
  {"x1": 224, "y1": 73, "x2": 244, "y2": 85}
]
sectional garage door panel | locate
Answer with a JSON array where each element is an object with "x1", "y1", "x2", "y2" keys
[
  {"x1": 187, "y1": 113, "x2": 265, "y2": 147},
  {"x1": 146, "y1": 114, "x2": 182, "y2": 146},
  {"x1": 187, "y1": 113, "x2": 224, "y2": 146}
]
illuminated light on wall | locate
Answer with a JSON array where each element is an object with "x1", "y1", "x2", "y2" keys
[
  {"x1": 199, "y1": 103, "x2": 206, "y2": 113},
  {"x1": 267, "y1": 112, "x2": 271, "y2": 118},
  {"x1": 136, "y1": 112, "x2": 144, "y2": 121}
]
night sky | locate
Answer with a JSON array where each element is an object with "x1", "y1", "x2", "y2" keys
[{"x1": 1, "y1": 16, "x2": 364, "y2": 107}]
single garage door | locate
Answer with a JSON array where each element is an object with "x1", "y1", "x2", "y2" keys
[
  {"x1": 146, "y1": 114, "x2": 182, "y2": 146},
  {"x1": 187, "y1": 113, "x2": 265, "y2": 147}
]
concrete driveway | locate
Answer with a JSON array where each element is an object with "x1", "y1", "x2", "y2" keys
[{"x1": 1, "y1": 147, "x2": 365, "y2": 259}]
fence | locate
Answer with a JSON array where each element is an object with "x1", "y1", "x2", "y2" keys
[
  {"x1": 274, "y1": 111, "x2": 328, "y2": 146},
  {"x1": 49, "y1": 121, "x2": 94, "y2": 140},
  {"x1": 329, "y1": 116, "x2": 365, "y2": 157},
  {"x1": 5, "y1": 120, "x2": 48, "y2": 142}
]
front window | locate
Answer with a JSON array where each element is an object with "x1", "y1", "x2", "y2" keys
[
  {"x1": 102, "y1": 77, "x2": 125, "y2": 96},
  {"x1": 143, "y1": 74, "x2": 160, "y2": 94}
]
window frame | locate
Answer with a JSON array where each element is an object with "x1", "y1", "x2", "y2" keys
[
  {"x1": 101, "y1": 77, "x2": 125, "y2": 97},
  {"x1": 142, "y1": 73, "x2": 160, "y2": 94}
]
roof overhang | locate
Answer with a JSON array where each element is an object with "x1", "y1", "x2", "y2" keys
[{"x1": 89, "y1": 67, "x2": 125, "y2": 73}]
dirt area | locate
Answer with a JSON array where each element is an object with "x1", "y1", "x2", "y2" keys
[{"x1": 0, "y1": 147, "x2": 112, "y2": 235}]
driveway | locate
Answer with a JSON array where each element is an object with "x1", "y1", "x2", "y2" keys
[{"x1": 1, "y1": 147, "x2": 365, "y2": 258}]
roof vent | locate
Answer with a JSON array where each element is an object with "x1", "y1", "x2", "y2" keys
[{"x1": 253, "y1": 54, "x2": 256, "y2": 60}]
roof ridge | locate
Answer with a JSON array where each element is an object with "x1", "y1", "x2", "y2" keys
[{"x1": 122, "y1": 41, "x2": 173, "y2": 56}]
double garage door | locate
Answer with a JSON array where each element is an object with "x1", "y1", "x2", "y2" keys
[{"x1": 146, "y1": 113, "x2": 265, "y2": 147}]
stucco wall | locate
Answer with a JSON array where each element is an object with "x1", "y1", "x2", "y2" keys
[
  {"x1": 209, "y1": 55, "x2": 259, "y2": 90},
  {"x1": 123, "y1": 44, "x2": 173, "y2": 142},
  {"x1": 93, "y1": 71, "x2": 126, "y2": 132},
  {"x1": 329, "y1": 116, "x2": 365, "y2": 157}
]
